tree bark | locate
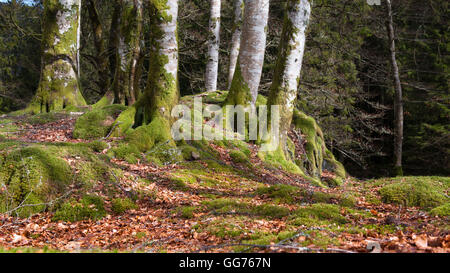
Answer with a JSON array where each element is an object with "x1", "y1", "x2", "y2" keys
[
  {"x1": 225, "y1": 0, "x2": 269, "y2": 106},
  {"x1": 112, "y1": 0, "x2": 143, "y2": 105},
  {"x1": 29, "y1": 0, "x2": 86, "y2": 113},
  {"x1": 385, "y1": 0, "x2": 404, "y2": 176},
  {"x1": 205, "y1": 0, "x2": 221, "y2": 92},
  {"x1": 86, "y1": 0, "x2": 110, "y2": 97},
  {"x1": 267, "y1": 0, "x2": 311, "y2": 156},
  {"x1": 134, "y1": 0, "x2": 179, "y2": 127},
  {"x1": 227, "y1": 0, "x2": 243, "y2": 90}
]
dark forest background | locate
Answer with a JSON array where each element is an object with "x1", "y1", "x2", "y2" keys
[{"x1": 0, "y1": 0, "x2": 448, "y2": 178}]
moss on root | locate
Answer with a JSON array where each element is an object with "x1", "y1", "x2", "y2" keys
[
  {"x1": 73, "y1": 105, "x2": 128, "y2": 139},
  {"x1": 292, "y1": 110, "x2": 346, "y2": 186}
]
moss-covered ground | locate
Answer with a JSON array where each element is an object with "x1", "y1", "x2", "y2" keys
[{"x1": 0, "y1": 102, "x2": 448, "y2": 253}]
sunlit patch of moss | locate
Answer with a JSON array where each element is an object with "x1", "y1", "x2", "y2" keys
[
  {"x1": 203, "y1": 198, "x2": 290, "y2": 219},
  {"x1": 111, "y1": 198, "x2": 138, "y2": 214},
  {"x1": 430, "y1": 203, "x2": 450, "y2": 217},
  {"x1": 52, "y1": 195, "x2": 106, "y2": 222},
  {"x1": 73, "y1": 105, "x2": 128, "y2": 139},
  {"x1": 255, "y1": 184, "x2": 303, "y2": 204},
  {"x1": 293, "y1": 204, "x2": 348, "y2": 224},
  {"x1": 378, "y1": 176, "x2": 449, "y2": 208},
  {"x1": 177, "y1": 206, "x2": 197, "y2": 219},
  {"x1": 229, "y1": 150, "x2": 250, "y2": 165},
  {"x1": 110, "y1": 143, "x2": 141, "y2": 164}
]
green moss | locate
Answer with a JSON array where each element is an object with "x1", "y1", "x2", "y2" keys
[
  {"x1": 73, "y1": 105, "x2": 128, "y2": 139},
  {"x1": 0, "y1": 146, "x2": 73, "y2": 217},
  {"x1": 338, "y1": 195, "x2": 357, "y2": 208},
  {"x1": 430, "y1": 203, "x2": 450, "y2": 217},
  {"x1": 311, "y1": 191, "x2": 334, "y2": 203},
  {"x1": 378, "y1": 177, "x2": 449, "y2": 208},
  {"x1": 177, "y1": 206, "x2": 197, "y2": 219},
  {"x1": 53, "y1": 195, "x2": 106, "y2": 222},
  {"x1": 110, "y1": 107, "x2": 136, "y2": 137},
  {"x1": 292, "y1": 110, "x2": 346, "y2": 185},
  {"x1": 179, "y1": 145, "x2": 200, "y2": 161},
  {"x1": 111, "y1": 198, "x2": 138, "y2": 214},
  {"x1": 294, "y1": 204, "x2": 348, "y2": 224},
  {"x1": 87, "y1": 140, "x2": 108, "y2": 153},
  {"x1": 255, "y1": 184, "x2": 302, "y2": 203},
  {"x1": 259, "y1": 147, "x2": 304, "y2": 175},
  {"x1": 25, "y1": 112, "x2": 67, "y2": 125},
  {"x1": 229, "y1": 150, "x2": 249, "y2": 164},
  {"x1": 253, "y1": 204, "x2": 290, "y2": 219},
  {"x1": 126, "y1": 116, "x2": 174, "y2": 152},
  {"x1": 110, "y1": 143, "x2": 141, "y2": 164},
  {"x1": 203, "y1": 198, "x2": 290, "y2": 219}
]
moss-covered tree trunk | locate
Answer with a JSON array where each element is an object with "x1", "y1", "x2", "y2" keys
[
  {"x1": 227, "y1": 0, "x2": 243, "y2": 90},
  {"x1": 205, "y1": 0, "x2": 221, "y2": 92},
  {"x1": 225, "y1": 0, "x2": 269, "y2": 106},
  {"x1": 130, "y1": 0, "x2": 178, "y2": 147},
  {"x1": 29, "y1": 0, "x2": 86, "y2": 113},
  {"x1": 267, "y1": 0, "x2": 311, "y2": 155},
  {"x1": 112, "y1": 0, "x2": 144, "y2": 105},
  {"x1": 86, "y1": 0, "x2": 110, "y2": 99}
]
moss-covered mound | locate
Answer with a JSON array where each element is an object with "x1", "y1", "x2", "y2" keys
[
  {"x1": 378, "y1": 176, "x2": 449, "y2": 209},
  {"x1": 104, "y1": 90, "x2": 346, "y2": 187},
  {"x1": 0, "y1": 146, "x2": 73, "y2": 217},
  {"x1": 73, "y1": 105, "x2": 128, "y2": 139},
  {"x1": 53, "y1": 195, "x2": 106, "y2": 222}
]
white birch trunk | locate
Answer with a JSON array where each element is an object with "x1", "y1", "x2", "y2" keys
[
  {"x1": 227, "y1": 0, "x2": 243, "y2": 90},
  {"x1": 267, "y1": 0, "x2": 311, "y2": 153},
  {"x1": 205, "y1": 0, "x2": 221, "y2": 92},
  {"x1": 239, "y1": 0, "x2": 270, "y2": 104}
]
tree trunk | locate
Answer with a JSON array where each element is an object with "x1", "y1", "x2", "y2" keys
[
  {"x1": 385, "y1": 0, "x2": 404, "y2": 176},
  {"x1": 227, "y1": 0, "x2": 243, "y2": 90},
  {"x1": 112, "y1": 0, "x2": 143, "y2": 105},
  {"x1": 86, "y1": 0, "x2": 110, "y2": 98},
  {"x1": 134, "y1": 0, "x2": 179, "y2": 129},
  {"x1": 205, "y1": 0, "x2": 221, "y2": 92},
  {"x1": 225, "y1": 0, "x2": 269, "y2": 106},
  {"x1": 267, "y1": 0, "x2": 311, "y2": 156},
  {"x1": 29, "y1": 0, "x2": 86, "y2": 113}
]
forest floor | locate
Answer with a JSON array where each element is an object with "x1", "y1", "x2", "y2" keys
[{"x1": 0, "y1": 112, "x2": 448, "y2": 253}]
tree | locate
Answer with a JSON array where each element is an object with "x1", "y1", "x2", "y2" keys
[
  {"x1": 130, "y1": 0, "x2": 179, "y2": 149},
  {"x1": 29, "y1": 0, "x2": 86, "y2": 113},
  {"x1": 225, "y1": 0, "x2": 270, "y2": 106},
  {"x1": 85, "y1": 0, "x2": 110, "y2": 100},
  {"x1": 112, "y1": 0, "x2": 144, "y2": 105},
  {"x1": 205, "y1": 0, "x2": 221, "y2": 92},
  {"x1": 384, "y1": 0, "x2": 404, "y2": 176},
  {"x1": 227, "y1": 0, "x2": 243, "y2": 90},
  {"x1": 266, "y1": 0, "x2": 311, "y2": 155}
]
